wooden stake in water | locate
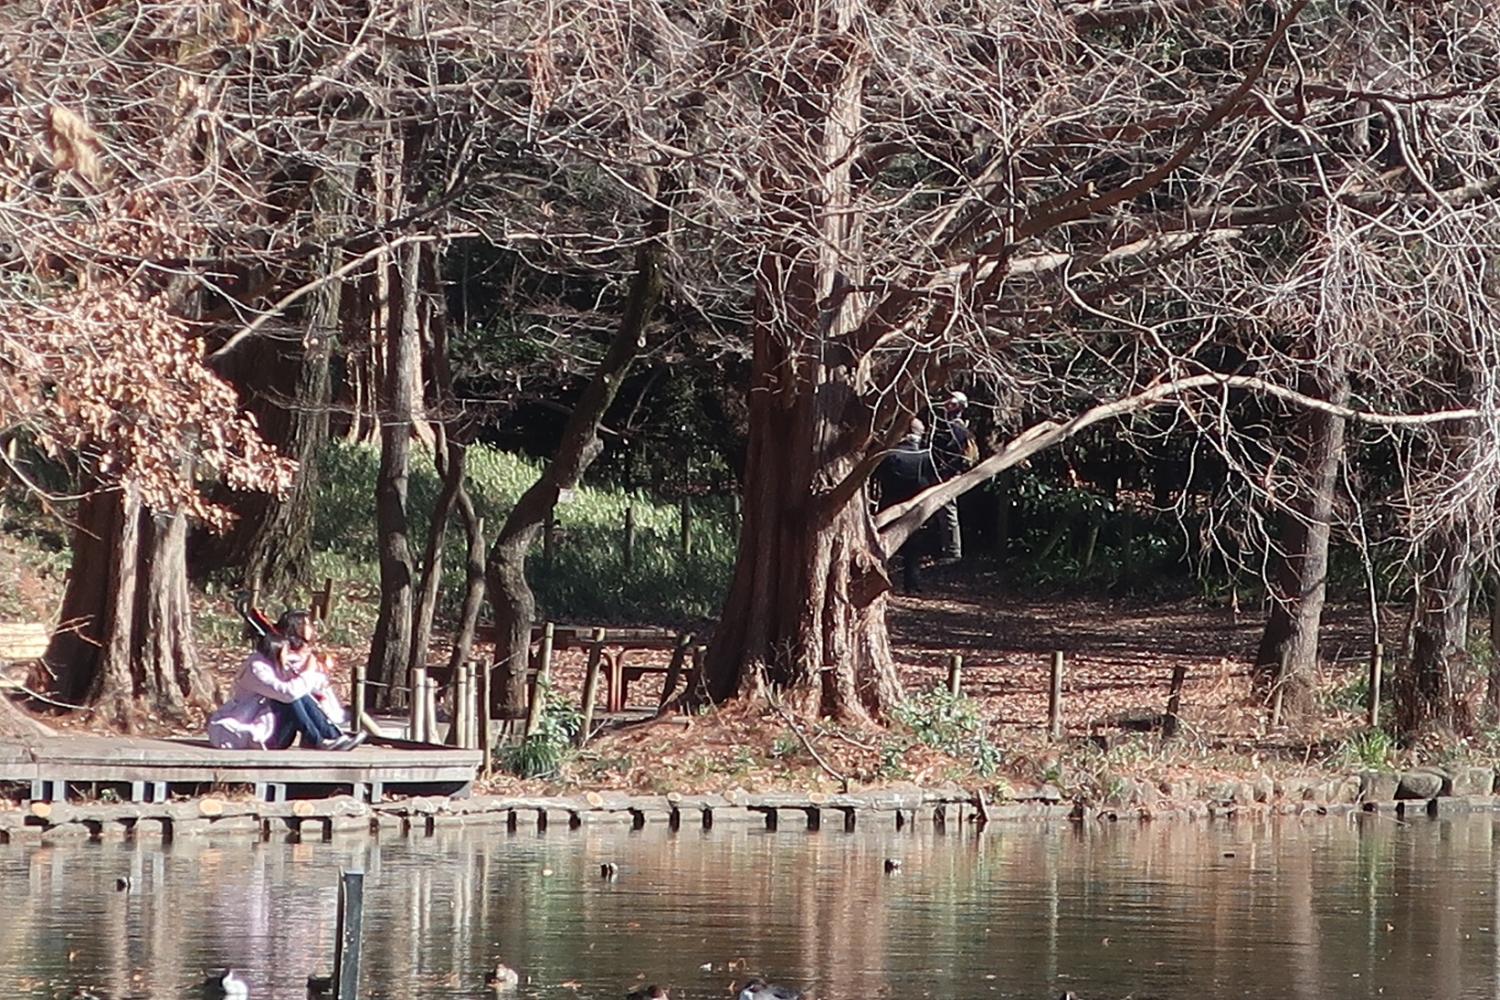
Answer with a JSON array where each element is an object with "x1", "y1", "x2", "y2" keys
[
  {"x1": 332, "y1": 870, "x2": 364, "y2": 1000},
  {"x1": 578, "y1": 628, "x2": 607, "y2": 747},
  {"x1": 947, "y1": 654, "x2": 963, "y2": 697},
  {"x1": 1048, "y1": 651, "x2": 1064, "y2": 741},
  {"x1": 1367, "y1": 642, "x2": 1384, "y2": 728}
]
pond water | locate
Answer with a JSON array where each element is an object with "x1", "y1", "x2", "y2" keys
[{"x1": 2, "y1": 813, "x2": 1498, "y2": 999}]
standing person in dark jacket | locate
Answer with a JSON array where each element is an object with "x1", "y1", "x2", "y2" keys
[
  {"x1": 932, "y1": 391, "x2": 976, "y2": 563},
  {"x1": 875, "y1": 420, "x2": 938, "y2": 593}
]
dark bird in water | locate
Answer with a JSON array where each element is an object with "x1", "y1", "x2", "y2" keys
[
  {"x1": 305, "y1": 974, "x2": 332, "y2": 997},
  {"x1": 202, "y1": 969, "x2": 249, "y2": 999},
  {"x1": 114, "y1": 876, "x2": 131, "y2": 891},
  {"x1": 625, "y1": 986, "x2": 670, "y2": 999},
  {"x1": 601, "y1": 862, "x2": 619, "y2": 878},
  {"x1": 738, "y1": 978, "x2": 803, "y2": 1000},
  {"x1": 884, "y1": 858, "x2": 902, "y2": 873}
]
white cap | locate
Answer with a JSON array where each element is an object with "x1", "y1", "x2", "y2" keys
[{"x1": 946, "y1": 391, "x2": 968, "y2": 408}]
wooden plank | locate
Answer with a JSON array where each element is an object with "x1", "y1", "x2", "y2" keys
[{"x1": 0, "y1": 622, "x2": 50, "y2": 660}]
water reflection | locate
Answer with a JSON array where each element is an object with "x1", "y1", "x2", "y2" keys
[{"x1": 1, "y1": 813, "x2": 1497, "y2": 999}]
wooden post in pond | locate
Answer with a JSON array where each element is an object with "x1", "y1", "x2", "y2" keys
[
  {"x1": 679, "y1": 496, "x2": 693, "y2": 558},
  {"x1": 947, "y1": 654, "x2": 964, "y2": 697},
  {"x1": 1164, "y1": 663, "x2": 1188, "y2": 738},
  {"x1": 659, "y1": 631, "x2": 694, "y2": 709},
  {"x1": 1367, "y1": 642, "x2": 1384, "y2": 728},
  {"x1": 477, "y1": 657, "x2": 493, "y2": 776},
  {"x1": 1048, "y1": 651, "x2": 1064, "y2": 742},
  {"x1": 525, "y1": 623, "x2": 555, "y2": 737},
  {"x1": 623, "y1": 505, "x2": 636, "y2": 571},
  {"x1": 410, "y1": 666, "x2": 428, "y2": 742},
  {"x1": 332, "y1": 870, "x2": 364, "y2": 1000},
  {"x1": 579, "y1": 628, "x2": 607, "y2": 746}
]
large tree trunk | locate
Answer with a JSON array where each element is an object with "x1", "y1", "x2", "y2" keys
[
  {"x1": 1253, "y1": 365, "x2": 1348, "y2": 721},
  {"x1": 366, "y1": 239, "x2": 421, "y2": 699},
  {"x1": 47, "y1": 486, "x2": 211, "y2": 727},
  {"x1": 1397, "y1": 525, "x2": 1473, "y2": 736},
  {"x1": 485, "y1": 194, "x2": 668, "y2": 716},
  {"x1": 700, "y1": 0, "x2": 901, "y2": 720}
]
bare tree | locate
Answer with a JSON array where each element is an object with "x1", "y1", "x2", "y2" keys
[{"x1": 490, "y1": 0, "x2": 1500, "y2": 721}]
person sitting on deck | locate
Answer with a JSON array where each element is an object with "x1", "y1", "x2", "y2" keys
[
  {"x1": 207, "y1": 624, "x2": 363, "y2": 752},
  {"x1": 275, "y1": 608, "x2": 347, "y2": 729}
]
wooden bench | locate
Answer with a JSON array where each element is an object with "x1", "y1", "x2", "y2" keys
[
  {"x1": 0, "y1": 622, "x2": 49, "y2": 692},
  {"x1": 473, "y1": 624, "x2": 701, "y2": 713}
]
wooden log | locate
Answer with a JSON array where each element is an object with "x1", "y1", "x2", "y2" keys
[
  {"x1": 578, "y1": 628, "x2": 607, "y2": 747},
  {"x1": 947, "y1": 654, "x2": 963, "y2": 697},
  {"x1": 1048, "y1": 651, "x2": 1064, "y2": 742},
  {"x1": 332, "y1": 870, "x2": 365, "y2": 1000},
  {"x1": 525, "y1": 623, "x2": 555, "y2": 738},
  {"x1": 658, "y1": 631, "x2": 694, "y2": 709},
  {"x1": 1367, "y1": 642, "x2": 1384, "y2": 729},
  {"x1": 1164, "y1": 663, "x2": 1188, "y2": 738}
]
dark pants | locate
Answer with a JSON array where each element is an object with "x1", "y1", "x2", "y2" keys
[{"x1": 271, "y1": 695, "x2": 341, "y2": 749}]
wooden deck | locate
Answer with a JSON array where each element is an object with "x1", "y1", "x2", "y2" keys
[{"x1": 0, "y1": 734, "x2": 480, "y2": 804}]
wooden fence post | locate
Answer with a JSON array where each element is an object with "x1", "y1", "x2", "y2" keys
[
  {"x1": 679, "y1": 497, "x2": 693, "y2": 558},
  {"x1": 578, "y1": 628, "x2": 607, "y2": 747},
  {"x1": 454, "y1": 663, "x2": 472, "y2": 748},
  {"x1": 421, "y1": 677, "x2": 436, "y2": 744},
  {"x1": 1164, "y1": 663, "x2": 1188, "y2": 738},
  {"x1": 623, "y1": 505, "x2": 636, "y2": 571},
  {"x1": 410, "y1": 666, "x2": 428, "y2": 742},
  {"x1": 1048, "y1": 651, "x2": 1064, "y2": 742},
  {"x1": 525, "y1": 623, "x2": 555, "y2": 738},
  {"x1": 477, "y1": 657, "x2": 493, "y2": 777},
  {"x1": 332, "y1": 870, "x2": 364, "y2": 1000},
  {"x1": 1367, "y1": 642, "x2": 1384, "y2": 728},
  {"x1": 947, "y1": 654, "x2": 963, "y2": 697}
]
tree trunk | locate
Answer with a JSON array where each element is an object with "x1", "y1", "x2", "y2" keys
[
  {"x1": 485, "y1": 192, "x2": 667, "y2": 716},
  {"x1": 47, "y1": 486, "x2": 211, "y2": 727},
  {"x1": 366, "y1": 239, "x2": 421, "y2": 699},
  {"x1": 1487, "y1": 575, "x2": 1500, "y2": 723},
  {"x1": 1397, "y1": 524, "x2": 1473, "y2": 736},
  {"x1": 700, "y1": 0, "x2": 901, "y2": 720},
  {"x1": 1253, "y1": 368, "x2": 1348, "y2": 721}
]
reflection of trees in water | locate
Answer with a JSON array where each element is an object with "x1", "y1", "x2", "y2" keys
[{"x1": 4, "y1": 819, "x2": 1500, "y2": 997}]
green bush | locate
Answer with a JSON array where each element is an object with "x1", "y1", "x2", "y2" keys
[
  {"x1": 893, "y1": 687, "x2": 1004, "y2": 777},
  {"x1": 499, "y1": 679, "x2": 583, "y2": 778}
]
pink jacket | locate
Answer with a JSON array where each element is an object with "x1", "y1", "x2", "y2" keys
[{"x1": 207, "y1": 651, "x2": 336, "y2": 750}]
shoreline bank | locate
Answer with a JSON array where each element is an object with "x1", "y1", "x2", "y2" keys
[{"x1": 4, "y1": 770, "x2": 1499, "y2": 845}]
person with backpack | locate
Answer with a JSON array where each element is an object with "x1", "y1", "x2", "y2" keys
[{"x1": 875, "y1": 419, "x2": 939, "y2": 593}]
